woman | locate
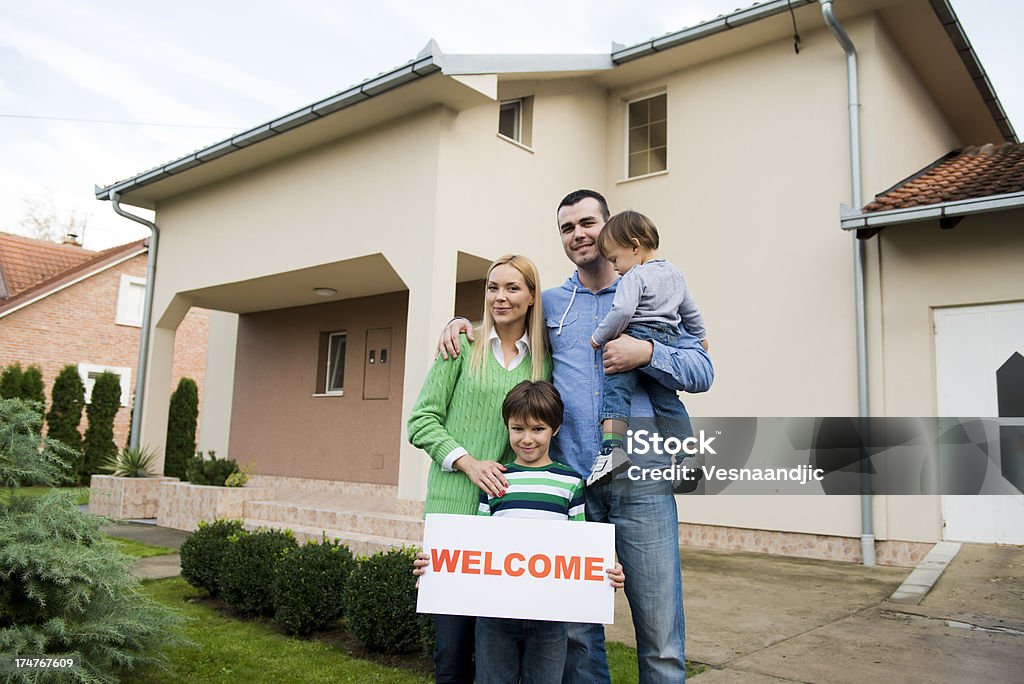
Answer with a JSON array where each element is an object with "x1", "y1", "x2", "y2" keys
[{"x1": 408, "y1": 254, "x2": 550, "y2": 683}]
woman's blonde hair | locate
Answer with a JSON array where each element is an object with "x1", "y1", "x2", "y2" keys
[{"x1": 469, "y1": 254, "x2": 547, "y2": 381}]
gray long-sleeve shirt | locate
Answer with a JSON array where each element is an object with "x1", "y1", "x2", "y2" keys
[{"x1": 591, "y1": 259, "x2": 706, "y2": 346}]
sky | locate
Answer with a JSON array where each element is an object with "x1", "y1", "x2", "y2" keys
[{"x1": 1, "y1": 0, "x2": 1021, "y2": 250}]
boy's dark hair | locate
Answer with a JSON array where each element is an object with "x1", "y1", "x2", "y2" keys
[
  {"x1": 597, "y1": 209, "x2": 660, "y2": 257},
  {"x1": 502, "y1": 381, "x2": 564, "y2": 430},
  {"x1": 557, "y1": 189, "x2": 610, "y2": 221}
]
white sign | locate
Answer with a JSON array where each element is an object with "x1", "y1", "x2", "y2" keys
[{"x1": 416, "y1": 514, "x2": 616, "y2": 624}]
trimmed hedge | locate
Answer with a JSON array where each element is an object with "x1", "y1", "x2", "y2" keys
[
  {"x1": 272, "y1": 538, "x2": 355, "y2": 635},
  {"x1": 185, "y1": 450, "x2": 240, "y2": 487},
  {"x1": 343, "y1": 547, "x2": 421, "y2": 654},
  {"x1": 180, "y1": 518, "x2": 245, "y2": 596},
  {"x1": 219, "y1": 528, "x2": 297, "y2": 615}
]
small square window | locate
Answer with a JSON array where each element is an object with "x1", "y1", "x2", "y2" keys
[
  {"x1": 626, "y1": 93, "x2": 667, "y2": 178},
  {"x1": 325, "y1": 332, "x2": 346, "y2": 394},
  {"x1": 116, "y1": 275, "x2": 146, "y2": 327},
  {"x1": 499, "y1": 99, "x2": 522, "y2": 142}
]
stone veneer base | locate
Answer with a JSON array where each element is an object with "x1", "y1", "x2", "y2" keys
[
  {"x1": 89, "y1": 475, "x2": 178, "y2": 519},
  {"x1": 247, "y1": 474, "x2": 424, "y2": 517},
  {"x1": 157, "y1": 481, "x2": 276, "y2": 532},
  {"x1": 678, "y1": 522, "x2": 933, "y2": 567}
]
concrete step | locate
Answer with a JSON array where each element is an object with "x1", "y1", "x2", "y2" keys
[
  {"x1": 244, "y1": 499, "x2": 424, "y2": 541},
  {"x1": 243, "y1": 518, "x2": 421, "y2": 557}
]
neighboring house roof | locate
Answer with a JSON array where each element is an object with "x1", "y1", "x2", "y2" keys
[
  {"x1": 0, "y1": 232, "x2": 94, "y2": 300},
  {"x1": 95, "y1": 0, "x2": 1015, "y2": 205},
  {"x1": 865, "y1": 143, "x2": 1024, "y2": 211},
  {"x1": 0, "y1": 235, "x2": 148, "y2": 318},
  {"x1": 841, "y1": 143, "x2": 1024, "y2": 231}
]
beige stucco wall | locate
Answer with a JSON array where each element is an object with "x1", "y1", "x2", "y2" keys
[
  {"x1": 229, "y1": 292, "x2": 407, "y2": 484},
  {"x1": 132, "y1": 9, "x2": 991, "y2": 543}
]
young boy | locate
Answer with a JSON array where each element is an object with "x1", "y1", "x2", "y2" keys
[
  {"x1": 473, "y1": 381, "x2": 586, "y2": 684},
  {"x1": 588, "y1": 210, "x2": 708, "y2": 491},
  {"x1": 414, "y1": 381, "x2": 623, "y2": 684}
]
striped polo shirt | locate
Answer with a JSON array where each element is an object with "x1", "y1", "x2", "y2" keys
[{"x1": 477, "y1": 461, "x2": 585, "y2": 521}]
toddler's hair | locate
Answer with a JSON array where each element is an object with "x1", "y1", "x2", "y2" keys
[
  {"x1": 597, "y1": 209, "x2": 660, "y2": 257},
  {"x1": 502, "y1": 381, "x2": 564, "y2": 430}
]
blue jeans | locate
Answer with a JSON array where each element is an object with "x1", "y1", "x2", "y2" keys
[
  {"x1": 602, "y1": 322, "x2": 688, "y2": 426},
  {"x1": 476, "y1": 617, "x2": 568, "y2": 684},
  {"x1": 434, "y1": 613, "x2": 475, "y2": 684},
  {"x1": 563, "y1": 478, "x2": 686, "y2": 684}
]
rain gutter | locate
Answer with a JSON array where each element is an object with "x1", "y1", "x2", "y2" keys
[
  {"x1": 820, "y1": 0, "x2": 876, "y2": 567},
  {"x1": 110, "y1": 191, "x2": 157, "y2": 451}
]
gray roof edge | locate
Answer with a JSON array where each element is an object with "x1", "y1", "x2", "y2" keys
[
  {"x1": 611, "y1": 0, "x2": 818, "y2": 64},
  {"x1": 929, "y1": 0, "x2": 1018, "y2": 143},
  {"x1": 441, "y1": 53, "x2": 614, "y2": 75},
  {"x1": 95, "y1": 52, "x2": 444, "y2": 200},
  {"x1": 839, "y1": 190, "x2": 1024, "y2": 230}
]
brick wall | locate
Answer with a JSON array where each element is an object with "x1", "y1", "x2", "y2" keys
[{"x1": 0, "y1": 252, "x2": 209, "y2": 451}]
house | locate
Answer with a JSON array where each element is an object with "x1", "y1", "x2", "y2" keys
[
  {"x1": 0, "y1": 231, "x2": 210, "y2": 450},
  {"x1": 93, "y1": 0, "x2": 1021, "y2": 562}
]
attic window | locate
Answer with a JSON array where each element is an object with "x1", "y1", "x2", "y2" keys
[
  {"x1": 627, "y1": 93, "x2": 667, "y2": 177},
  {"x1": 497, "y1": 97, "x2": 533, "y2": 148},
  {"x1": 499, "y1": 100, "x2": 522, "y2": 141}
]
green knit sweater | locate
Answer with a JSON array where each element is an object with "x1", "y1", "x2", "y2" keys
[{"x1": 408, "y1": 334, "x2": 551, "y2": 516}]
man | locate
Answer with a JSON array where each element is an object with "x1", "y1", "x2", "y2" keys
[{"x1": 439, "y1": 189, "x2": 714, "y2": 683}]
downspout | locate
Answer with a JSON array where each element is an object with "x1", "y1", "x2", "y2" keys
[
  {"x1": 110, "y1": 192, "x2": 158, "y2": 452},
  {"x1": 819, "y1": 0, "x2": 875, "y2": 566}
]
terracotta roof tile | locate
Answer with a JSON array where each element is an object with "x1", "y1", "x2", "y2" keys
[
  {"x1": 0, "y1": 232, "x2": 94, "y2": 299},
  {"x1": 865, "y1": 143, "x2": 1024, "y2": 212}
]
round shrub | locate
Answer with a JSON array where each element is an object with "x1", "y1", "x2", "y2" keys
[
  {"x1": 272, "y1": 539, "x2": 354, "y2": 635},
  {"x1": 220, "y1": 528, "x2": 297, "y2": 615},
  {"x1": 343, "y1": 547, "x2": 420, "y2": 654},
  {"x1": 180, "y1": 518, "x2": 245, "y2": 595}
]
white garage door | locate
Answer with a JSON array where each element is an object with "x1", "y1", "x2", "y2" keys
[{"x1": 935, "y1": 301, "x2": 1024, "y2": 544}]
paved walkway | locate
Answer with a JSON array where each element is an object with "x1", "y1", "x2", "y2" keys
[{"x1": 111, "y1": 522, "x2": 1024, "y2": 681}]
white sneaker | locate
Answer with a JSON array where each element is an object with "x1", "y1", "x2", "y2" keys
[{"x1": 586, "y1": 447, "x2": 632, "y2": 488}]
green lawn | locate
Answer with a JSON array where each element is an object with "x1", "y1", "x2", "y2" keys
[
  {"x1": 133, "y1": 578, "x2": 431, "y2": 683},
  {"x1": 110, "y1": 537, "x2": 175, "y2": 558},
  {"x1": 134, "y1": 577, "x2": 704, "y2": 682},
  {"x1": 0, "y1": 486, "x2": 89, "y2": 505}
]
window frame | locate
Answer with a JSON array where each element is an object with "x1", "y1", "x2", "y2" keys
[
  {"x1": 323, "y1": 331, "x2": 346, "y2": 396},
  {"x1": 624, "y1": 91, "x2": 668, "y2": 180},
  {"x1": 115, "y1": 274, "x2": 146, "y2": 327},
  {"x1": 498, "y1": 99, "x2": 523, "y2": 143},
  {"x1": 77, "y1": 363, "x2": 132, "y2": 407}
]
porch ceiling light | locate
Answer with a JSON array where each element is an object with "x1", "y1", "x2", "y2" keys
[{"x1": 313, "y1": 287, "x2": 338, "y2": 297}]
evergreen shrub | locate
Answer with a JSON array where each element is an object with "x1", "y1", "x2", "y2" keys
[
  {"x1": 219, "y1": 528, "x2": 297, "y2": 615},
  {"x1": 46, "y1": 364, "x2": 85, "y2": 459},
  {"x1": 0, "y1": 362, "x2": 24, "y2": 399},
  {"x1": 272, "y1": 538, "x2": 354, "y2": 635},
  {"x1": 179, "y1": 518, "x2": 245, "y2": 596},
  {"x1": 165, "y1": 378, "x2": 198, "y2": 478},
  {"x1": 343, "y1": 547, "x2": 421, "y2": 654},
  {"x1": 0, "y1": 398, "x2": 181, "y2": 681},
  {"x1": 184, "y1": 450, "x2": 240, "y2": 487},
  {"x1": 82, "y1": 372, "x2": 121, "y2": 485},
  {"x1": 19, "y1": 364, "x2": 45, "y2": 405}
]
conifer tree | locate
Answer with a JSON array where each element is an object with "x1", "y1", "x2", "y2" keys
[
  {"x1": 82, "y1": 372, "x2": 121, "y2": 484},
  {"x1": 0, "y1": 362, "x2": 24, "y2": 399},
  {"x1": 1, "y1": 398, "x2": 181, "y2": 677},
  {"x1": 165, "y1": 377, "x2": 198, "y2": 478},
  {"x1": 20, "y1": 363, "x2": 45, "y2": 405},
  {"x1": 47, "y1": 364, "x2": 85, "y2": 458}
]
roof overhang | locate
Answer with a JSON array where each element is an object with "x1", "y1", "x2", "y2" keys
[
  {"x1": 95, "y1": 0, "x2": 1015, "y2": 209},
  {"x1": 840, "y1": 190, "x2": 1024, "y2": 232}
]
